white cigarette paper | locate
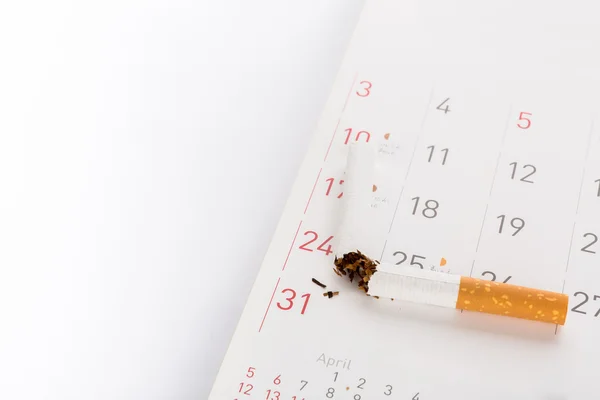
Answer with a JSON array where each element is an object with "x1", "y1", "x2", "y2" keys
[
  {"x1": 368, "y1": 263, "x2": 460, "y2": 308},
  {"x1": 335, "y1": 141, "x2": 376, "y2": 258}
]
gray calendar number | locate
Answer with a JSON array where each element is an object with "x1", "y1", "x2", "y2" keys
[
  {"x1": 413, "y1": 392, "x2": 420, "y2": 400},
  {"x1": 384, "y1": 385, "x2": 393, "y2": 396},
  {"x1": 497, "y1": 215, "x2": 525, "y2": 236},
  {"x1": 300, "y1": 380, "x2": 308, "y2": 390},
  {"x1": 571, "y1": 292, "x2": 600, "y2": 317},
  {"x1": 427, "y1": 145, "x2": 449, "y2": 165},
  {"x1": 411, "y1": 197, "x2": 439, "y2": 219},
  {"x1": 436, "y1": 97, "x2": 451, "y2": 114},
  {"x1": 595, "y1": 179, "x2": 600, "y2": 197},
  {"x1": 353, "y1": 395, "x2": 361, "y2": 400},
  {"x1": 581, "y1": 233, "x2": 598, "y2": 254},
  {"x1": 326, "y1": 387, "x2": 335, "y2": 398},
  {"x1": 481, "y1": 271, "x2": 512, "y2": 283},
  {"x1": 393, "y1": 251, "x2": 426, "y2": 268},
  {"x1": 509, "y1": 162, "x2": 536, "y2": 183},
  {"x1": 357, "y1": 378, "x2": 366, "y2": 389}
]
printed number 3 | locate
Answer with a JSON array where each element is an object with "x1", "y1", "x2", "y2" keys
[{"x1": 356, "y1": 80, "x2": 372, "y2": 97}]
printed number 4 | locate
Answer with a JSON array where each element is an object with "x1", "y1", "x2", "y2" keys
[
  {"x1": 299, "y1": 231, "x2": 333, "y2": 255},
  {"x1": 436, "y1": 98, "x2": 451, "y2": 113}
]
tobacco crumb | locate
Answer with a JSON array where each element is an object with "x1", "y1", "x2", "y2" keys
[
  {"x1": 333, "y1": 250, "x2": 379, "y2": 293},
  {"x1": 373, "y1": 296, "x2": 380, "y2": 299},
  {"x1": 311, "y1": 278, "x2": 327, "y2": 288},
  {"x1": 323, "y1": 291, "x2": 340, "y2": 298}
]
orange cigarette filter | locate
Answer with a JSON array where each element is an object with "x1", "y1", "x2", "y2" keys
[{"x1": 457, "y1": 277, "x2": 569, "y2": 325}]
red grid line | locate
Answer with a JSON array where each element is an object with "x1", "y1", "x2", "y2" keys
[
  {"x1": 282, "y1": 220, "x2": 303, "y2": 271},
  {"x1": 258, "y1": 277, "x2": 281, "y2": 333},
  {"x1": 304, "y1": 168, "x2": 322, "y2": 214}
]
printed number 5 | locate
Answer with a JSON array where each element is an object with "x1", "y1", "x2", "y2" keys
[
  {"x1": 356, "y1": 80, "x2": 372, "y2": 97},
  {"x1": 517, "y1": 112, "x2": 532, "y2": 129}
]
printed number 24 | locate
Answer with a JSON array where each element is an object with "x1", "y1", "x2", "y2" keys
[{"x1": 299, "y1": 231, "x2": 333, "y2": 255}]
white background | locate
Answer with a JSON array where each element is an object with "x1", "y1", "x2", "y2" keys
[{"x1": 0, "y1": 1, "x2": 364, "y2": 398}]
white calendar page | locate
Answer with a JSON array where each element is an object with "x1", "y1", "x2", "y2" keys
[{"x1": 209, "y1": 1, "x2": 600, "y2": 398}]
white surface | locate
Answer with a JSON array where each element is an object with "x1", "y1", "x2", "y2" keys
[
  {"x1": 368, "y1": 264, "x2": 460, "y2": 308},
  {"x1": 334, "y1": 141, "x2": 376, "y2": 257},
  {"x1": 206, "y1": 0, "x2": 600, "y2": 398},
  {"x1": 0, "y1": 1, "x2": 365, "y2": 399}
]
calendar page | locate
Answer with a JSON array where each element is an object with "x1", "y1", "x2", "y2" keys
[{"x1": 208, "y1": 1, "x2": 600, "y2": 399}]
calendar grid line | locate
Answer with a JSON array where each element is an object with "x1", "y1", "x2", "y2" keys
[
  {"x1": 282, "y1": 220, "x2": 303, "y2": 271},
  {"x1": 474, "y1": 202, "x2": 490, "y2": 255},
  {"x1": 387, "y1": 87, "x2": 435, "y2": 234},
  {"x1": 304, "y1": 168, "x2": 322, "y2": 214},
  {"x1": 258, "y1": 277, "x2": 281, "y2": 333},
  {"x1": 471, "y1": 106, "x2": 513, "y2": 265},
  {"x1": 342, "y1": 72, "x2": 359, "y2": 113},
  {"x1": 564, "y1": 221, "x2": 578, "y2": 275},
  {"x1": 324, "y1": 119, "x2": 341, "y2": 162},
  {"x1": 574, "y1": 120, "x2": 595, "y2": 216},
  {"x1": 379, "y1": 239, "x2": 388, "y2": 261},
  {"x1": 323, "y1": 74, "x2": 358, "y2": 162},
  {"x1": 486, "y1": 105, "x2": 513, "y2": 197},
  {"x1": 553, "y1": 122, "x2": 594, "y2": 335}
]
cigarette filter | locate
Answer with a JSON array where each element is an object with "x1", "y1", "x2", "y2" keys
[{"x1": 334, "y1": 252, "x2": 569, "y2": 325}]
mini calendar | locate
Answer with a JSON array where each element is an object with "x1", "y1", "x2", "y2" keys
[{"x1": 208, "y1": 1, "x2": 600, "y2": 398}]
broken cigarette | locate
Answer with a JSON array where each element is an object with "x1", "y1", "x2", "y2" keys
[
  {"x1": 334, "y1": 251, "x2": 569, "y2": 325},
  {"x1": 335, "y1": 141, "x2": 569, "y2": 326}
]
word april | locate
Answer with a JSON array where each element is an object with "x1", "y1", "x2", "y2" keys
[{"x1": 316, "y1": 353, "x2": 352, "y2": 370}]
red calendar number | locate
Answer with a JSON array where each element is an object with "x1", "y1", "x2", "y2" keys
[
  {"x1": 265, "y1": 390, "x2": 281, "y2": 400},
  {"x1": 356, "y1": 80, "x2": 372, "y2": 97},
  {"x1": 292, "y1": 397, "x2": 305, "y2": 400},
  {"x1": 517, "y1": 112, "x2": 532, "y2": 129},
  {"x1": 276, "y1": 289, "x2": 311, "y2": 315},
  {"x1": 246, "y1": 367, "x2": 255, "y2": 378},
  {"x1": 238, "y1": 383, "x2": 253, "y2": 395},
  {"x1": 298, "y1": 231, "x2": 334, "y2": 255},
  {"x1": 325, "y1": 178, "x2": 344, "y2": 198},
  {"x1": 344, "y1": 128, "x2": 371, "y2": 144},
  {"x1": 273, "y1": 375, "x2": 281, "y2": 385}
]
